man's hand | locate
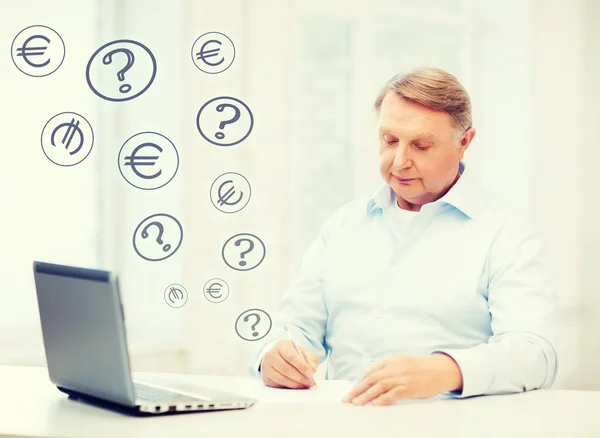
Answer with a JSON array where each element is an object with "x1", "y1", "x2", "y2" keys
[
  {"x1": 260, "y1": 339, "x2": 319, "y2": 389},
  {"x1": 342, "y1": 353, "x2": 463, "y2": 406}
]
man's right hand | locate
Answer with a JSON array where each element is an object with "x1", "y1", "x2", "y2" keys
[{"x1": 260, "y1": 339, "x2": 319, "y2": 389}]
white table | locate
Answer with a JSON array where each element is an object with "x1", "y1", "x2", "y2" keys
[{"x1": 1, "y1": 366, "x2": 599, "y2": 438}]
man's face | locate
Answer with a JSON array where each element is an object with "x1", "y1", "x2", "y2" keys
[{"x1": 377, "y1": 91, "x2": 475, "y2": 211}]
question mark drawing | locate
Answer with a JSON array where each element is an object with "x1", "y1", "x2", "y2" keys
[
  {"x1": 235, "y1": 309, "x2": 271, "y2": 341},
  {"x1": 222, "y1": 233, "x2": 266, "y2": 271},
  {"x1": 243, "y1": 312, "x2": 261, "y2": 337},
  {"x1": 234, "y1": 238, "x2": 254, "y2": 266},
  {"x1": 141, "y1": 221, "x2": 171, "y2": 252},
  {"x1": 215, "y1": 103, "x2": 241, "y2": 140},
  {"x1": 102, "y1": 48, "x2": 135, "y2": 94}
]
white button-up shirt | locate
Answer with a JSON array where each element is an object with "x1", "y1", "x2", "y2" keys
[{"x1": 249, "y1": 160, "x2": 558, "y2": 398}]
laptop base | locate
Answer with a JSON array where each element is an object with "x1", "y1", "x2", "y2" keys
[{"x1": 57, "y1": 386, "x2": 248, "y2": 416}]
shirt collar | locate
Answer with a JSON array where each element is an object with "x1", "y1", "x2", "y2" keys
[{"x1": 366, "y1": 160, "x2": 481, "y2": 219}]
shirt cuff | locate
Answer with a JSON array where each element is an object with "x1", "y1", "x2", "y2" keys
[{"x1": 432, "y1": 347, "x2": 494, "y2": 398}]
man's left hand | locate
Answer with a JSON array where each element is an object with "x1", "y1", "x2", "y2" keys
[{"x1": 342, "y1": 353, "x2": 463, "y2": 406}]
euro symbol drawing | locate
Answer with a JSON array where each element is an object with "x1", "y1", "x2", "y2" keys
[
  {"x1": 16, "y1": 34, "x2": 50, "y2": 68},
  {"x1": 51, "y1": 118, "x2": 84, "y2": 155},
  {"x1": 217, "y1": 180, "x2": 243, "y2": 206},
  {"x1": 205, "y1": 282, "x2": 223, "y2": 299},
  {"x1": 196, "y1": 39, "x2": 224, "y2": 66},
  {"x1": 124, "y1": 142, "x2": 162, "y2": 179},
  {"x1": 168, "y1": 286, "x2": 183, "y2": 303}
]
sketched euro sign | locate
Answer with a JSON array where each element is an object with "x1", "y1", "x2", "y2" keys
[
  {"x1": 124, "y1": 142, "x2": 163, "y2": 179},
  {"x1": 16, "y1": 34, "x2": 51, "y2": 68},
  {"x1": 196, "y1": 39, "x2": 224, "y2": 66}
]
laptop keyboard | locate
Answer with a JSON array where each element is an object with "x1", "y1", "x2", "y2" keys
[{"x1": 134, "y1": 382, "x2": 207, "y2": 403}]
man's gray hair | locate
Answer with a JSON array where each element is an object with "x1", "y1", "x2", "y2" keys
[{"x1": 373, "y1": 67, "x2": 472, "y2": 148}]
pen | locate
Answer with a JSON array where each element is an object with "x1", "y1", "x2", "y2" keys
[{"x1": 283, "y1": 326, "x2": 317, "y2": 385}]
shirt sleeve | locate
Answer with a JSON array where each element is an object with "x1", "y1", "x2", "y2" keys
[
  {"x1": 432, "y1": 213, "x2": 559, "y2": 398},
  {"x1": 247, "y1": 215, "x2": 334, "y2": 379}
]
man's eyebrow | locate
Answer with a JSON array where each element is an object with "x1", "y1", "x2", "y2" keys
[{"x1": 377, "y1": 126, "x2": 438, "y2": 140}]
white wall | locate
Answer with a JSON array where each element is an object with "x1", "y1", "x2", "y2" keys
[
  {"x1": 577, "y1": 0, "x2": 600, "y2": 390},
  {"x1": 0, "y1": 0, "x2": 101, "y2": 362},
  {"x1": 528, "y1": 0, "x2": 587, "y2": 390}
]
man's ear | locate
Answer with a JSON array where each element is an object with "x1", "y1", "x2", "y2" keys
[{"x1": 458, "y1": 127, "x2": 476, "y2": 157}]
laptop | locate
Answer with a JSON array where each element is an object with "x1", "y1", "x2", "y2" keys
[{"x1": 32, "y1": 261, "x2": 256, "y2": 415}]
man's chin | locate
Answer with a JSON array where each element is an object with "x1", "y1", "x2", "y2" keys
[{"x1": 391, "y1": 180, "x2": 423, "y2": 196}]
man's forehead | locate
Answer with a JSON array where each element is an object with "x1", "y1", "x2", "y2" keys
[
  {"x1": 378, "y1": 94, "x2": 451, "y2": 135},
  {"x1": 377, "y1": 124, "x2": 439, "y2": 139}
]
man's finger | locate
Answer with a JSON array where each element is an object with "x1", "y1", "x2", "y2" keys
[
  {"x1": 351, "y1": 382, "x2": 387, "y2": 405},
  {"x1": 343, "y1": 373, "x2": 379, "y2": 402},
  {"x1": 262, "y1": 374, "x2": 285, "y2": 388},
  {"x1": 371, "y1": 385, "x2": 407, "y2": 406},
  {"x1": 352, "y1": 378, "x2": 396, "y2": 405},
  {"x1": 272, "y1": 352, "x2": 313, "y2": 387},
  {"x1": 279, "y1": 342, "x2": 315, "y2": 379},
  {"x1": 299, "y1": 349, "x2": 318, "y2": 385},
  {"x1": 343, "y1": 368, "x2": 391, "y2": 402},
  {"x1": 264, "y1": 362, "x2": 307, "y2": 389},
  {"x1": 300, "y1": 348, "x2": 319, "y2": 371},
  {"x1": 362, "y1": 362, "x2": 385, "y2": 379}
]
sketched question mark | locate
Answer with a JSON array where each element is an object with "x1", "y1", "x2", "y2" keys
[
  {"x1": 234, "y1": 238, "x2": 254, "y2": 266},
  {"x1": 215, "y1": 103, "x2": 241, "y2": 140},
  {"x1": 102, "y1": 48, "x2": 135, "y2": 94},
  {"x1": 141, "y1": 221, "x2": 171, "y2": 252},
  {"x1": 243, "y1": 312, "x2": 261, "y2": 337}
]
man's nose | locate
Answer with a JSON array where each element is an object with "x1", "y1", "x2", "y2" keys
[{"x1": 392, "y1": 144, "x2": 412, "y2": 168}]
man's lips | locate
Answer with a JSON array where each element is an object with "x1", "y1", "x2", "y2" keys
[{"x1": 394, "y1": 176, "x2": 416, "y2": 182}]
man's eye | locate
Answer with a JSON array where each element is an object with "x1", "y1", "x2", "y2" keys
[
  {"x1": 383, "y1": 135, "x2": 396, "y2": 144},
  {"x1": 414, "y1": 143, "x2": 429, "y2": 151}
]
